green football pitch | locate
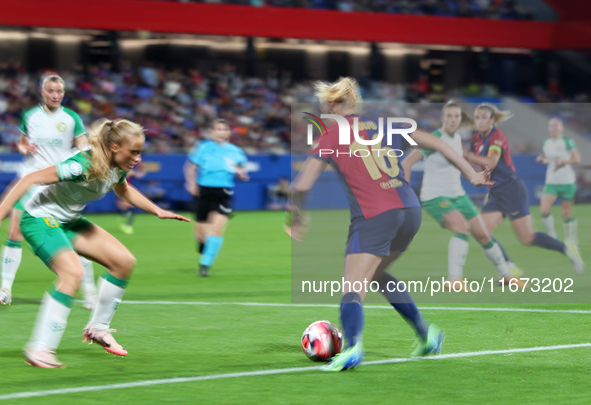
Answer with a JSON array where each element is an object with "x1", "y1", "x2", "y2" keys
[{"x1": 0, "y1": 207, "x2": 589, "y2": 404}]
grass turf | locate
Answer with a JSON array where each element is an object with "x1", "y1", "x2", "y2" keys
[{"x1": 0, "y1": 206, "x2": 589, "y2": 404}]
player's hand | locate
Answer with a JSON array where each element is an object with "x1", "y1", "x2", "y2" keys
[
  {"x1": 156, "y1": 209, "x2": 191, "y2": 222},
  {"x1": 470, "y1": 170, "x2": 494, "y2": 187},
  {"x1": 283, "y1": 209, "x2": 308, "y2": 242},
  {"x1": 237, "y1": 168, "x2": 249, "y2": 182},
  {"x1": 185, "y1": 182, "x2": 198, "y2": 196},
  {"x1": 25, "y1": 144, "x2": 38, "y2": 155},
  {"x1": 555, "y1": 158, "x2": 566, "y2": 168},
  {"x1": 536, "y1": 154, "x2": 545, "y2": 163}
]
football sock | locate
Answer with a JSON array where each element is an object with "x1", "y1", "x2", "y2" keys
[
  {"x1": 482, "y1": 240, "x2": 511, "y2": 278},
  {"x1": 80, "y1": 256, "x2": 96, "y2": 295},
  {"x1": 27, "y1": 287, "x2": 73, "y2": 351},
  {"x1": 564, "y1": 218, "x2": 578, "y2": 245},
  {"x1": 87, "y1": 272, "x2": 129, "y2": 330},
  {"x1": 198, "y1": 242, "x2": 205, "y2": 254},
  {"x1": 375, "y1": 272, "x2": 428, "y2": 339},
  {"x1": 542, "y1": 214, "x2": 557, "y2": 238},
  {"x1": 492, "y1": 237, "x2": 513, "y2": 264},
  {"x1": 448, "y1": 234, "x2": 469, "y2": 280},
  {"x1": 532, "y1": 232, "x2": 566, "y2": 253},
  {"x1": 200, "y1": 236, "x2": 224, "y2": 267},
  {"x1": 1, "y1": 239, "x2": 22, "y2": 290},
  {"x1": 340, "y1": 292, "x2": 364, "y2": 348}
]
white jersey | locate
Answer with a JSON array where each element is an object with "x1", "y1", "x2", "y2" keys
[
  {"x1": 543, "y1": 136, "x2": 576, "y2": 185},
  {"x1": 19, "y1": 105, "x2": 86, "y2": 177},
  {"x1": 22, "y1": 149, "x2": 126, "y2": 223},
  {"x1": 420, "y1": 129, "x2": 465, "y2": 201}
]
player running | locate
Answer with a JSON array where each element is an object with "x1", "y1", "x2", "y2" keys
[
  {"x1": 536, "y1": 118, "x2": 581, "y2": 249},
  {"x1": 0, "y1": 119, "x2": 189, "y2": 368},
  {"x1": 402, "y1": 101, "x2": 523, "y2": 289},
  {"x1": 0, "y1": 74, "x2": 97, "y2": 308},
  {"x1": 285, "y1": 78, "x2": 492, "y2": 371},
  {"x1": 465, "y1": 104, "x2": 583, "y2": 274}
]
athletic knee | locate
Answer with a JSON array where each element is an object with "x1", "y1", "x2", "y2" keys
[
  {"x1": 445, "y1": 222, "x2": 468, "y2": 235},
  {"x1": 122, "y1": 253, "x2": 137, "y2": 272},
  {"x1": 518, "y1": 233, "x2": 535, "y2": 245},
  {"x1": 474, "y1": 234, "x2": 491, "y2": 245},
  {"x1": 61, "y1": 266, "x2": 85, "y2": 286},
  {"x1": 113, "y1": 252, "x2": 136, "y2": 276},
  {"x1": 210, "y1": 229, "x2": 225, "y2": 238}
]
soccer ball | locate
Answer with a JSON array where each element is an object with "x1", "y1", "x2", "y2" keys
[{"x1": 301, "y1": 320, "x2": 343, "y2": 362}]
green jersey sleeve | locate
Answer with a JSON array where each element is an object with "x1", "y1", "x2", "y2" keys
[
  {"x1": 19, "y1": 106, "x2": 37, "y2": 136},
  {"x1": 56, "y1": 151, "x2": 91, "y2": 181},
  {"x1": 420, "y1": 129, "x2": 443, "y2": 157},
  {"x1": 565, "y1": 137, "x2": 576, "y2": 151},
  {"x1": 63, "y1": 108, "x2": 86, "y2": 137},
  {"x1": 117, "y1": 170, "x2": 127, "y2": 185}
]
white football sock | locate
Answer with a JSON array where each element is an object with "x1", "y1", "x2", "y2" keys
[
  {"x1": 482, "y1": 241, "x2": 511, "y2": 278},
  {"x1": 542, "y1": 215, "x2": 557, "y2": 239},
  {"x1": 1, "y1": 243, "x2": 22, "y2": 291},
  {"x1": 448, "y1": 235, "x2": 469, "y2": 281},
  {"x1": 87, "y1": 275, "x2": 128, "y2": 330},
  {"x1": 79, "y1": 256, "x2": 96, "y2": 297},
  {"x1": 27, "y1": 290, "x2": 73, "y2": 352},
  {"x1": 564, "y1": 219, "x2": 578, "y2": 246}
]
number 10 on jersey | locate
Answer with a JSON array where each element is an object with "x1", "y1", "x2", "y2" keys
[{"x1": 349, "y1": 140, "x2": 403, "y2": 180}]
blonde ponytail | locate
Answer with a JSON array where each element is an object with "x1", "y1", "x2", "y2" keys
[{"x1": 313, "y1": 77, "x2": 362, "y2": 114}]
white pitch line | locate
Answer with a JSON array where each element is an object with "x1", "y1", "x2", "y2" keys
[
  {"x1": 116, "y1": 300, "x2": 591, "y2": 314},
  {"x1": 1, "y1": 343, "x2": 590, "y2": 401}
]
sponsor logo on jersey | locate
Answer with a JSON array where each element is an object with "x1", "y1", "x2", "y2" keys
[{"x1": 57, "y1": 122, "x2": 67, "y2": 132}]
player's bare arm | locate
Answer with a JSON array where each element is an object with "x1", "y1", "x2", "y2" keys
[
  {"x1": 114, "y1": 181, "x2": 190, "y2": 222},
  {"x1": 183, "y1": 161, "x2": 199, "y2": 196},
  {"x1": 285, "y1": 157, "x2": 327, "y2": 241},
  {"x1": 557, "y1": 148, "x2": 581, "y2": 167},
  {"x1": 17, "y1": 133, "x2": 37, "y2": 156},
  {"x1": 0, "y1": 166, "x2": 60, "y2": 220},
  {"x1": 401, "y1": 149, "x2": 423, "y2": 183},
  {"x1": 75, "y1": 135, "x2": 90, "y2": 150},
  {"x1": 465, "y1": 149, "x2": 500, "y2": 170},
  {"x1": 413, "y1": 131, "x2": 492, "y2": 186}
]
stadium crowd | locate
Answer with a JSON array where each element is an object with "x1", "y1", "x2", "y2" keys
[
  {"x1": 1, "y1": 59, "x2": 589, "y2": 155},
  {"x1": 146, "y1": 0, "x2": 536, "y2": 20}
]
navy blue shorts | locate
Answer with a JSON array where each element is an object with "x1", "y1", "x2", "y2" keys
[
  {"x1": 346, "y1": 207, "x2": 422, "y2": 256},
  {"x1": 481, "y1": 177, "x2": 530, "y2": 221}
]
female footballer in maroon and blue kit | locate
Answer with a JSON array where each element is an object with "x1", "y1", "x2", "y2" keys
[
  {"x1": 465, "y1": 103, "x2": 583, "y2": 274},
  {"x1": 286, "y1": 78, "x2": 492, "y2": 371}
]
